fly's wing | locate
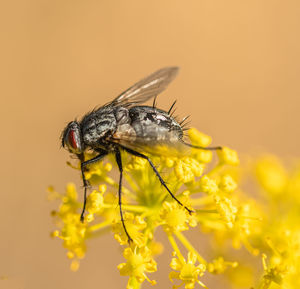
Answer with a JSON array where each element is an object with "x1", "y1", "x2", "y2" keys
[
  {"x1": 112, "y1": 129, "x2": 189, "y2": 157},
  {"x1": 107, "y1": 67, "x2": 179, "y2": 108}
]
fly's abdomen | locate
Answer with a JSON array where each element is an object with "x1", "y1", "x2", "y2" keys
[{"x1": 129, "y1": 106, "x2": 183, "y2": 142}]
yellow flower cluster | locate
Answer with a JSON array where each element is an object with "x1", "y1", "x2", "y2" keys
[
  {"x1": 214, "y1": 156, "x2": 300, "y2": 289},
  {"x1": 50, "y1": 128, "x2": 254, "y2": 288},
  {"x1": 253, "y1": 157, "x2": 300, "y2": 289}
]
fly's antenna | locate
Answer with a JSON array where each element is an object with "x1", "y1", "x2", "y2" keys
[
  {"x1": 168, "y1": 100, "x2": 177, "y2": 115},
  {"x1": 182, "y1": 141, "x2": 222, "y2": 151}
]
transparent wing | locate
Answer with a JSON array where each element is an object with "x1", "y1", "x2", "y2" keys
[
  {"x1": 111, "y1": 129, "x2": 189, "y2": 157},
  {"x1": 108, "y1": 67, "x2": 179, "y2": 108}
]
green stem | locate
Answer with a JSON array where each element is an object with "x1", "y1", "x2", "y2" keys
[
  {"x1": 167, "y1": 233, "x2": 185, "y2": 263},
  {"x1": 196, "y1": 209, "x2": 218, "y2": 214},
  {"x1": 104, "y1": 176, "x2": 136, "y2": 200},
  {"x1": 122, "y1": 204, "x2": 149, "y2": 213},
  {"x1": 88, "y1": 220, "x2": 111, "y2": 232},
  {"x1": 207, "y1": 163, "x2": 223, "y2": 177},
  {"x1": 102, "y1": 203, "x2": 148, "y2": 213},
  {"x1": 175, "y1": 231, "x2": 207, "y2": 265},
  {"x1": 190, "y1": 196, "x2": 213, "y2": 206},
  {"x1": 124, "y1": 173, "x2": 140, "y2": 194}
]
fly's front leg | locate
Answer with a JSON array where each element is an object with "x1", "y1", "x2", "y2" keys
[
  {"x1": 122, "y1": 147, "x2": 194, "y2": 214},
  {"x1": 80, "y1": 150, "x2": 108, "y2": 222},
  {"x1": 115, "y1": 148, "x2": 133, "y2": 243}
]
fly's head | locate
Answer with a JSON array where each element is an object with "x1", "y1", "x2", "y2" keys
[{"x1": 61, "y1": 121, "x2": 84, "y2": 155}]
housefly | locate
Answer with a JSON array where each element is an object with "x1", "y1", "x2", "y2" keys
[{"x1": 61, "y1": 67, "x2": 221, "y2": 242}]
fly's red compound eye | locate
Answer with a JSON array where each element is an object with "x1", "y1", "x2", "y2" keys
[
  {"x1": 62, "y1": 121, "x2": 83, "y2": 154},
  {"x1": 68, "y1": 129, "x2": 78, "y2": 150}
]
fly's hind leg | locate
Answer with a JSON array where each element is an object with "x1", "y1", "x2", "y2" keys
[
  {"x1": 122, "y1": 147, "x2": 194, "y2": 214},
  {"x1": 115, "y1": 147, "x2": 133, "y2": 243},
  {"x1": 80, "y1": 150, "x2": 108, "y2": 222}
]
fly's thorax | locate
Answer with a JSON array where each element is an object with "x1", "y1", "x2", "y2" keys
[
  {"x1": 81, "y1": 107, "x2": 117, "y2": 146},
  {"x1": 114, "y1": 106, "x2": 130, "y2": 125},
  {"x1": 128, "y1": 106, "x2": 183, "y2": 142}
]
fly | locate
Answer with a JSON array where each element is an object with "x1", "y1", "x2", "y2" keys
[{"x1": 61, "y1": 67, "x2": 221, "y2": 242}]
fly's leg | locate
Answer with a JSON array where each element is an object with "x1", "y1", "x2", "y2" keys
[
  {"x1": 80, "y1": 150, "x2": 108, "y2": 222},
  {"x1": 115, "y1": 148, "x2": 133, "y2": 243},
  {"x1": 122, "y1": 147, "x2": 194, "y2": 214},
  {"x1": 182, "y1": 141, "x2": 222, "y2": 151}
]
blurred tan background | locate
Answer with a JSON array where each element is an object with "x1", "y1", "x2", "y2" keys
[{"x1": 1, "y1": 0, "x2": 299, "y2": 288}]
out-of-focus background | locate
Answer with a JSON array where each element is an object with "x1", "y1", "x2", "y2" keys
[{"x1": 1, "y1": 0, "x2": 299, "y2": 288}]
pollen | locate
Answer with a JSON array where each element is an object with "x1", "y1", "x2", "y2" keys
[
  {"x1": 175, "y1": 157, "x2": 204, "y2": 183},
  {"x1": 86, "y1": 188, "x2": 105, "y2": 214},
  {"x1": 161, "y1": 202, "x2": 196, "y2": 233},
  {"x1": 220, "y1": 174, "x2": 237, "y2": 193},
  {"x1": 126, "y1": 156, "x2": 148, "y2": 171},
  {"x1": 200, "y1": 175, "x2": 219, "y2": 195},
  {"x1": 214, "y1": 195, "x2": 238, "y2": 228}
]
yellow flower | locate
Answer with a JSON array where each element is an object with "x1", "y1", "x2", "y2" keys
[
  {"x1": 148, "y1": 241, "x2": 164, "y2": 257},
  {"x1": 160, "y1": 156, "x2": 176, "y2": 168},
  {"x1": 126, "y1": 155, "x2": 148, "y2": 171},
  {"x1": 53, "y1": 212, "x2": 87, "y2": 271},
  {"x1": 259, "y1": 229, "x2": 300, "y2": 289},
  {"x1": 169, "y1": 252, "x2": 207, "y2": 289},
  {"x1": 50, "y1": 128, "x2": 246, "y2": 288},
  {"x1": 235, "y1": 203, "x2": 254, "y2": 236},
  {"x1": 188, "y1": 128, "x2": 212, "y2": 147},
  {"x1": 261, "y1": 253, "x2": 287, "y2": 287},
  {"x1": 161, "y1": 202, "x2": 197, "y2": 233},
  {"x1": 50, "y1": 184, "x2": 89, "y2": 270},
  {"x1": 255, "y1": 156, "x2": 288, "y2": 196},
  {"x1": 84, "y1": 157, "x2": 112, "y2": 184},
  {"x1": 175, "y1": 157, "x2": 204, "y2": 183},
  {"x1": 217, "y1": 147, "x2": 239, "y2": 166},
  {"x1": 59, "y1": 183, "x2": 79, "y2": 216},
  {"x1": 193, "y1": 150, "x2": 213, "y2": 164},
  {"x1": 118, "y1": 246, "x2": 157, "y2": 288},
  {"x1": 100, "y1": 192, "x2": 120, "y2": 222},
  {"x1": 219, "y1": 174, "x2": 237, "y2": 193},
  {"x1": 207, "y1": 257, "x2": 238, "y2": 274},
  {"x1": 86, "y1": 185, "x2": 106, "y2": 215},
  {"x1": 214, "y1": 195, "x2": 238, "y2": 228},
  {"x1": 199, "y1": 175, "x2": 219, "y2": 195},
  {"x1": 113, "y1": 212, "x2": 147, "y2": 247}
]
